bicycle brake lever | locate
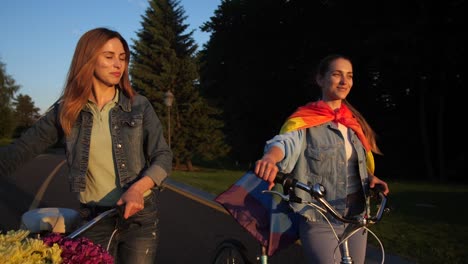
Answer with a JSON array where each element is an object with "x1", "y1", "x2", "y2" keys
[
  {"x1": 262, "y1": 190, "x2": 303, "y2": 203},
  {"x1": 262, "y1": 190, "x2": 290, "y2": 201}
]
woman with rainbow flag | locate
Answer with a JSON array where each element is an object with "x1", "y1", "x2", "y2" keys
[{"x1": 253, "y1": 54, "x2": 390, "y2": 263}]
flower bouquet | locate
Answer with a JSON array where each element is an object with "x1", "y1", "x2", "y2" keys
[{"x1": 0, "y1": 229, "x2": 114, "y2": 264}]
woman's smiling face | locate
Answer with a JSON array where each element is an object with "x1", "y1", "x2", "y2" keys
[
  {"x1": 317, "y1": 57, "x2": 353, "y2": 102},
  {"x1": 93, "y1": 37, "x2": 126, "y2": 87}
]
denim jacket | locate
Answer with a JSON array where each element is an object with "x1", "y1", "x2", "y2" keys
[
  {"x1": 267, "y1": 122, "x2": 370, "y2": 223},
  {"x1": 0, "y1": 89, "x2": 172, "y2": 193}
]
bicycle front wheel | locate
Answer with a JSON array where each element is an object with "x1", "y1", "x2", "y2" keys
[{"x1": 211, "y1": 239, "x2": 250, "y2": 264}]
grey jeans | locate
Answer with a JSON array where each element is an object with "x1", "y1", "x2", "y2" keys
[
  {"x1": 79, "y1": 190, "x2": 159, "y2": 264},
  {"x1": 299, "y1": 216, "x2": 367, "y2": 264}
]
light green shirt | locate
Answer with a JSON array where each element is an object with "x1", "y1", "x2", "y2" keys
[{"x1": 79, "y1": 91, "x2": 122, "y2": 206}]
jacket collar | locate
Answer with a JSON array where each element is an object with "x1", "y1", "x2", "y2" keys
[{"x1": 116, "y1": 88, "x2": 132, "y2": 112}]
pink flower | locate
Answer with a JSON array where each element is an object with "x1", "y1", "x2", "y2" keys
[{"x1": 42, "y1": 233, "x2": 114, "y2": 264}]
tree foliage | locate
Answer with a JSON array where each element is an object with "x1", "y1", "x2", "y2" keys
[
  {"x1": 130, "y1": 0, "x2": 229, "y2": 170},
  {"x1": 12, "y1": 94, "x2": 41, "y2": 137},
  {"x1": 199, "y1": 0, "x2": 465, "y2": 181},
  {"x1": 0, "y1": 60, "x2": 20, "y2": 138}
]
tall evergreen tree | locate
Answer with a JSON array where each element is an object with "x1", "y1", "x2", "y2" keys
[
  {"x1": 12, "y1": 94, "x2": 41, "y2": 137},
  {"x1": 199, "y1": 0, "x2": 317, "y2": 163},
  {"x1": 0, "y1": 60, "x2": 20, "y2": 138},
  {"x1": 130, "y1": 0, "x2": 229, "y2": 170}
]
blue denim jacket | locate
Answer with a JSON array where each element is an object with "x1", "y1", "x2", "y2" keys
[
  {"x1": 266, "y1": 122, "x2": 370, "y2": 223},
  {"x1": 0, "y1": 89, "x2": 172, "y2": 192}
]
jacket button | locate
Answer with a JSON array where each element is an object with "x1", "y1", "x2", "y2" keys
[
  {"x1": 117, "y1": 144, "x2": 122, "y2": 148},
  {"x1": 114, "y1": 126, "x2": 118, "y2": 129},
  {"x1": 121, "y1": 163, "x2": 126, "y2": 168},
  {"x1": 131, "y1": 121, "x2": 135, "y2": 126}
]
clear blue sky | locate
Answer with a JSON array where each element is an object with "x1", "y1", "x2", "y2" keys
[{"x1": 0, "y1": 0, "x2": 220, "y2": 114}]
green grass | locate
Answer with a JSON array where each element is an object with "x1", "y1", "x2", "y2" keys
[
  {"x1": 171, "y1": 169, "x2": 468, "y2": 264},
  {"x1": 369, "y1": 181, "x2": 468, "y2": 264},
  {"x1": 171, "y1": 168, "x2": 244, "y2": 195},
  {"x1": 0, "y1": 138, "x2": 13, "y2": 146}
]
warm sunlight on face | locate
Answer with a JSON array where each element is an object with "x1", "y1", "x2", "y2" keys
[
  {"x1": 318, "y1": 58, "x2": 353, "y2": 103},
  {"x1": 93, "y1": 38, "x2": 126, "y2": 88}
]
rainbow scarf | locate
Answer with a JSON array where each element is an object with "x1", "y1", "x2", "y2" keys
[
  {"x1": 215, "y1": 100, "x2": 375, "y2": 256},
  {"x1": 280, "y1": 100, "x2": 374, "y2": 173}
]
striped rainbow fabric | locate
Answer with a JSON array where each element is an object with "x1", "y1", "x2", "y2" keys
[{"x1": 214, "y1": 170, "x2": 299, "y2": 256}]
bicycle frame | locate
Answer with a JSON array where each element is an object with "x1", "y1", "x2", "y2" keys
[
  {"x1": 212, "y1": 172, "x2": 389, "y2": 264},
  {"x1": 259, "y1": 173, "x2": 389, "y2": 264}
]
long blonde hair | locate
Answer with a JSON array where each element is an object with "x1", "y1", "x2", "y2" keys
[{"x1": 59, "y1": 27, "x2": 135, "y2": 136}]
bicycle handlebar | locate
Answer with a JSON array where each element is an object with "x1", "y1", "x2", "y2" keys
[
  {"x1": 66, "y1": 205, "x2": 124, "y2": 239},
  {"x1": 269, "y1": 172, "x2": 389, "y2": 225}
]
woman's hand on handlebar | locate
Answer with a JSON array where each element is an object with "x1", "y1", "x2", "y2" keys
[
  {"x1": 254, "y1": 158, "x2": 279, "y2": 190},
  {"x1": 116, "y1": 176, "x2": 155, "y2": 219},
  {"x1": 368, "y1": 173, "x2": 390, "y2": 196},
  {"x1": 254, "y1": 146, "x2": 286, "y2": 190},
  {"x1": 117, "y1": 188, "x2": 144, "y2": 219}
]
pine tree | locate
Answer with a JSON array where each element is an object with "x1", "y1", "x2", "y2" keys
[
  {"x1": 12, "y1": 94, "x2": 41, "y2": 137},
  {"x1": 0, "y1": 60, "x2": 20, "y2": 138},
  {"x1": 130, "y1": 0, "x2": 229, "y2": 170}
]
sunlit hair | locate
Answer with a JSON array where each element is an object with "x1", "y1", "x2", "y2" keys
[
  {"x1": 316, "y1": 54, "x2": 382, "y2": 155},
  {"x1": 59, "y1": 27, "x2": 135, "y2": 136}
]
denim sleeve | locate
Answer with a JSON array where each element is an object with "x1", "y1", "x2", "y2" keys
[
  {"x1": 0, "y1": 104, "x2": 61, "y2": 177},
  {"x1": 264, "y1": 129, "x2": 304, "y2": 174},
  {"x1": 141, "y1": 97, "x2": 173, "y2": 186}
]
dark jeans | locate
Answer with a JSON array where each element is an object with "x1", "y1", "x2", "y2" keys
[{"x1": 79, "y1": 190, "x2": 159, "y2": 264}]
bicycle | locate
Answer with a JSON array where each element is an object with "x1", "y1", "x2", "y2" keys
[
  {"x1": 20, "y1": 205, "x2": 122, "y2": 250},
  {"x1": 212, "y1": 172, "x2": 389, "y2": 264}
]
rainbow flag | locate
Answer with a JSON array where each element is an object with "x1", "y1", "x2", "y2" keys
[{"x1": 214, "y1": 170, "x2": 299, "y2": 256}]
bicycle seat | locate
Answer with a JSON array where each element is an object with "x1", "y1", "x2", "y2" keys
[{"x1": 20, "y1": 207, "x2": 80, "y2": 234}]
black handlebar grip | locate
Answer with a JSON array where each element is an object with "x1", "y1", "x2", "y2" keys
[
  {"x1": 275, "y1": 172, "x2": 286, "y2": 183},
  {"x1": 371, "y1": 184, "x2": 387, "y2": 195},
  {"x1": 275, "y1": 172, "x2": 297, "y2": 191}
]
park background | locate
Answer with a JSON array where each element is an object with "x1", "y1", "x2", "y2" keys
[{"x1": 1, "y1": 0, "x2": 466, "y2": 263}]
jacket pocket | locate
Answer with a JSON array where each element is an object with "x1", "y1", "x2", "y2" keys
[
  {"x1": 121, "y1": 115, "x2": 143, "y2": 128},
  {"x1": 119, "y1": 114, "x2": 144, "y2": 161},
  {"x1": 304, "y1": 145, "x2": 339, "y2": 181}
]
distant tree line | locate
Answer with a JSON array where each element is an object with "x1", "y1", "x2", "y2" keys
[
  {"x1": 198, "y1": 0, "x2": 465, "y2": 182},
  {"x1": 2, "y1": 0, "x2": 465, "y2": 182},
  {"x1": 0, "y1": 60, "x2": 41, "y2": 139}
]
